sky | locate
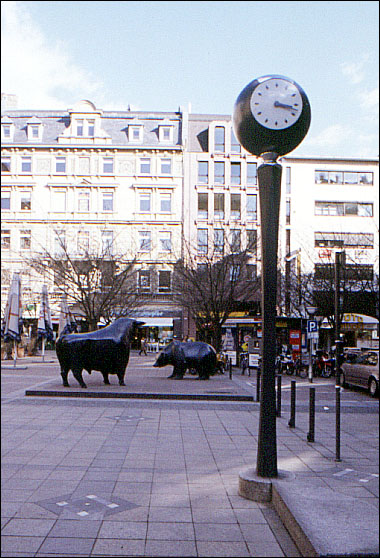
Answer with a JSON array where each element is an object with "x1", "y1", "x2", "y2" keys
[{"x1": 1, "y1": 0, "x2": 379, "y2": 158}]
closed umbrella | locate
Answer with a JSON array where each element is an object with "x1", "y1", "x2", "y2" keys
[
  {"x1": 1, "y1": 272, "x2": 25, "y2": 368},
  {"x1": 37, "y1": 285, "x2": 54, "y2": 361},
  {"x1": 58, "y1": 294, "x2": 77, "y2": 337}
]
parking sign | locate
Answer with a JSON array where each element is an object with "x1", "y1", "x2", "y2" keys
[{"x1": 307, "y1": 320, "x2": 318, "y2": 334}]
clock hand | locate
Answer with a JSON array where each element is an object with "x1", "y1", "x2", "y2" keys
[{"x1": 274, "y1": 101, "x2": 298, "y2": 111}]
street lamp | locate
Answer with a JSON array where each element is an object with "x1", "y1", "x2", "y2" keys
[{"x1": 233, "y1": 76, "x2": 311, "y2": 479}]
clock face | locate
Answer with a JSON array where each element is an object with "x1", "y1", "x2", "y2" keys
[{"x1": 250, "y1": 78, "x2": 303, "y2": 130}]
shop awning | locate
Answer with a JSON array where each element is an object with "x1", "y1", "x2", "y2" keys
[{"x1": 140, "y1": 317, "x2": 173, "y2": 327}]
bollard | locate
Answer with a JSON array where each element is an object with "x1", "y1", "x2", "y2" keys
[
  {"x1": 288, "y1": 380, "x2": 296, "y2": 428},
  {"x1": 229, "y1": 358, "x2": 232, "y2": 380},
  {"x1": 307, "y1": 387, "x2": 315, "y2": 442},
  {"x1": 276, "y1": 374, "x2": 282, "y2": 417},
  {"x1": 335, "y1": 385, "x2": 341, "y2": 461},
  {"x1": 256, "y1": 367, "x2": 261, "y2": 402}
]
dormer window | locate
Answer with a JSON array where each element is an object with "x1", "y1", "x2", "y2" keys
[
  {"x1": 1, "y1": 117, "x2": 15, "y2": 142},
  {"x1": 75, "y1": 119, "x2": 95, "y2": 137},
  {"x1": 27, "y1": 117, "x2": 42, "y2": 141},
  {"x1": 159, "y1": 124, "x2": 173, "y2": 143},
  {"x1": 128, "y1": 124, "x2": 143, "y2": 143}
]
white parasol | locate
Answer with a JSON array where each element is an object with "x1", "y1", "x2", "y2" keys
[{"x1": 37, "y1": 285, "x2": 54, "y2": 361}]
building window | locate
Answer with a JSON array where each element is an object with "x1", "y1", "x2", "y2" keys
[
  {"x1": 139, "y1": 270, "x2": 151, "y2": 292},
  {"x1": 52, "y1": 190, "x2": 66, "y2": 212},
  {"x1": 140, "y1": 158, "x2": 151, "y2": 174},
  {"x1": 21, "y1": 157, "x2": 32, "y2": 173},
  {"x1": 246, "y1": 194, "x2": 257, "y2": 221},
  {"x1": 198, "y1": 193, "x2": 208, "y2": 219},
  {"x1": 247, "y1": 162, "x2": 257, "y2": 185},
  {"x1": 78, "y1": 191, "x2": 90, "y2": 212},
  {"x1": 76, "y1": 120, "x2": 84, "y2": 136},
  {"x1": 214, "y1": 161, "x2": 225, "y2": 184},
  {"x1": 315, "y1": 201, "x2": 373, "y2": 217},
  {"x1": 246, "y1": 264, "x2": 257, "y2": 280},
  {"x1": 102, "y1": 192, "x2": 113, "y2": 212},
  {"x1": 160, "y1": 158, "x2": 171, "y2": 174},
  {"x1": 231, "y1": 229, "x2": 241, "y2": 252},
  {"x1": 214, "y1": 228, "x2": 224, "y2": 253},
  {"x1": 77, "y1": 231, "x2": 89, "y2": 255},
  {"x1": 159, "y1": 192, "x2": 172, "y2": 213},
  {"x1": 286, "y1": 199, "x2": 291, "y2": 224},
  {"x1": 247, "y1": 229, "x2": 257, "y2": 255},
  {"x1": 55, "y1": 157, "x2": 66, "y2": 173},
  {"x1": 129, "y1": 125, "x2": 143, "y2": 142},
  {"x1": 158, "y1": 270, "x2": 171, "y2": 292},
  {"x1": 20, "y1": 191, "x2": 31, "y2": 210},
  {"x1": 103, "y1": 157, "x2": 114, "y2": 174},
  {"x1": 198, "y1": 161, "x2": 208, "y2": 184},
  {"x1": 159, "y1": 231, "x2": 172, "y2": 252},
  {"x1": 1, "y1": 191, "x2": 11, "y2": 210},
  {"x1": 159, "y1": 126, "x2": 173, "y2": 142},
  {"x1": 231, "y1": 162, "x2": 241, "y2": 184},
  {"x1": 87, "y1": 120, "x2": 95, "y2": 137},
  {"x1": 1, "y1": 157, "x2": 11, "y2": 172},
  {"x1": 214, "y1": 193, "x2": 224, "y2": 220},
  {"x1": 229, "y1": 263, "x2": 240, "y2": 281},
  {"x1": 214, "y1": 126, "x2": 225, "y2": 152},
  {"x1": 20, "y1": 229, "x2": 31, "y2": 251},
  {"x1": 101, "y1": 230, "x2": 113, "y2": 254},
  {"x1": 315, "y1": 170, "x2": 373, "y2": 185},
  {"x1": 231, "y1": 130, "x2": 241, "y2": 153},
  {"x1": 231, "y1": 194, "x2": 241, "y2": 220},
  {"x1": 139, "y1": 231, "x2": 151, "y2": 252},
  {"x1": 315, "y1": 232, "x2": 374, "y2": 249},
  {"x1": 1, "y1": 229, "x2": 10, "y2": 250},
  {"x1": 197, "y1": 228, "x2": 208, "y2": 254},
  {"x1": 54, "y1": 231, "x2": 66, "y2": 256},
  {"x1": 139, "y1": 192, "x2": 151, "y2": 212},
  {"x1": 314, "y1": 263, "x2": 373, "y2": 281},
  {"x1": 2, "y1": 125, "x2": 11, "y2": 139}
]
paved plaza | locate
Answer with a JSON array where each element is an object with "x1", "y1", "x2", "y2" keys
[{"x1": 1, "y1": 351, "x2": 379, "y2": 557}]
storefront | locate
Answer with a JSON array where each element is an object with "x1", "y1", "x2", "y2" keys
[
  {"x1": 221, "y1": 314, "x2": 306, "y2": 364},
  {"x1": 130, "y1": 310, "x2": 183, "y2": 350},
  {"x1": 320, "y1": 313, "x2": 379, "y2": 350}
]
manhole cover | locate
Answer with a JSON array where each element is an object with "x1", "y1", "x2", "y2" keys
[{"x1": 36, "y1": 494, "x2": 139, "y2": 519}]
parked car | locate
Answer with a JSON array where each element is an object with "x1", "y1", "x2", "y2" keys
[{"x1": 340, "y1": 350, "x2": 379, "y2": 397}]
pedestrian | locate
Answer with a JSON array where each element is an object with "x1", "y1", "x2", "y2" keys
[{"x1": 139, "y1": 338, "x2": 147, "y2": 356}]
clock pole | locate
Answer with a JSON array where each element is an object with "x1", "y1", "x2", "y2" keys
[
  {"x1": 233, "y1": 75, "x2": 311, "y2": 488},
  {"x1": 256, "y1": 151, "x2": 282, "y2": 477}
]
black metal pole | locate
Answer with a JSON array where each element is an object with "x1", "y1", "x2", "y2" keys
[
  {"x1": 276, "y1": 374, "x2": 282, "y2": 417},
  {"x1": 256, "y1": 155, "x2": 282, "y2": 478},
  {"x1": 335, "y1": 385, "x2": 341, "y2": 461},
  {"x1": 256, "y1": 367, "x2": 261, "y2": 402},
  {"x1": 288, "y1": 379, "x2": 296, "y2": 428},
  {"x1": 307, "y1": 387, "x2": 315, "y2": 442}
]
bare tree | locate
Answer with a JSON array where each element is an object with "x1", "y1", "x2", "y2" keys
[
  {"x1": 283, "y1": 233, "x2": 379, "y2": 331},
  {"x1": 26, "y1": 230, "x2": 140, "y2": 331},
  {"x1": 172, "y1": 235, "x2": 260, "y2": 351}
]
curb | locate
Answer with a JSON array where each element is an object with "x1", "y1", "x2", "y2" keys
[{"x1": 24, "y1": 389, "x2": 254, "y2": 402}]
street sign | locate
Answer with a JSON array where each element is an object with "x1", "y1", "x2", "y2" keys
[{"x1": 307, "y1": 320, "x2": 318, "y2": 334}]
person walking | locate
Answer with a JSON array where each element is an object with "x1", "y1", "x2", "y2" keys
[{"x1": 139, "y1": 337, "x2": 147, "y2": 356}]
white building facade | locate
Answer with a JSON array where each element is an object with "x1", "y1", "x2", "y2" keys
[{"x1": 1, "y1": 100, "x2": 379, "y2": 345}]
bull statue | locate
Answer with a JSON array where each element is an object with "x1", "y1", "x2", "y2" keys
[
  {"x1": 153, "y1": 340, "x2": 217, "y2": 380},
  {"x1": 56, "y1": 318, "x2": 142, "y2": 388}
]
